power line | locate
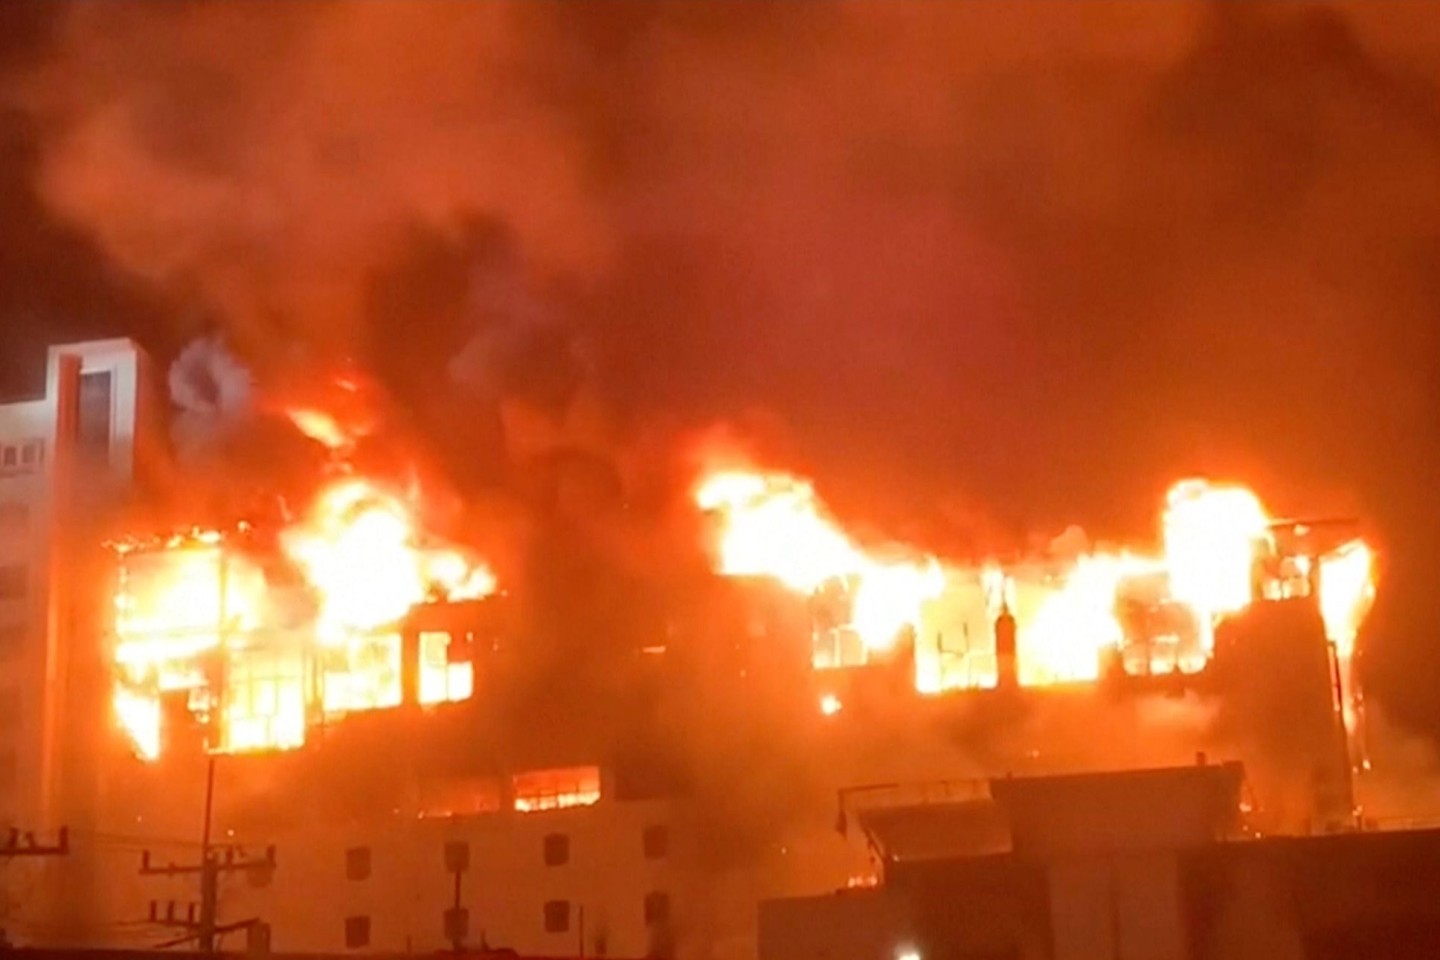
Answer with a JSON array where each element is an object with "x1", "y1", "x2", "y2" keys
[{"x1": 136, "y1": 757, "x2": 274, "y2": 953}]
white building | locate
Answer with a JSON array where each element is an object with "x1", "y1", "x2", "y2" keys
[{"x1": 0, "y1": 338, "x2": 160, "y2": 829}]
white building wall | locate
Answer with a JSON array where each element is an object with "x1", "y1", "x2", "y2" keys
[
  {"x1": 122, "y1": 797, "x2": 680, "y2": 958},
  {"x1": 0, "y1": 339, "x2": 159, "y2": 949}
]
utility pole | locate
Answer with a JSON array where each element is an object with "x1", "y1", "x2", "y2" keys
[
  {"x1": 0, "y1": 827, "x2": 69, "y2": 859},
  {"x1": 139, "y1": 844, "x2": 276, "y2": 951},
  {"x1": 139, "y1": 757, "x2": 275, "y2": 952}
]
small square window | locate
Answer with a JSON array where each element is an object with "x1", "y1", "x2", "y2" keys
[
  {"x1": 344, "y1": 915, "x2": 370, "y2": 949},
  {"x1": 544, "y1": 900, "x2": 570, "y2": 934},
  {"x1": 20, "y1": 442, "x2": 40, "y2": 466},
  {"x1": 1, "y1": 448, "x2": 15, "y2": 468},
  {"x1": 345, "y1": 846, "x2": 371, "y2": 881},
  {"x1": 644, "y1": 892, "x2": 670, "y2": 927},
  {"x1": 444, "y1": 840, "x2": 469, "y2": 873},
  {"x1": 643, "y1": 824, "x2": 668, "y2": 860},
  {"x1": 443, "y1": 907, "x2": 469, "y2": 944},
  {"x1": 543, "y1": 833, "x2": 569, "y2": 867}
]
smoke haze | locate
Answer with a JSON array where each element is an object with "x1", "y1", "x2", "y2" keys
[{"x1": 0, "y1": 2, "x2": 1437, "y2": 737}]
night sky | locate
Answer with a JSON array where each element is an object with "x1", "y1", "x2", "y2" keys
[{"x1": 0, "y1": 4, "x2": 1437, "y2": 737}]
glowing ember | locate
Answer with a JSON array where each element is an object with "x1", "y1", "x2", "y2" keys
[{"x1": 287, "y1": 407, "x2": 355, "y2": 452}]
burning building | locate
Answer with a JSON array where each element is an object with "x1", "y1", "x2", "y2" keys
[{"x1": 0, "y1": 337, "x2": 1393, "y2": 960}]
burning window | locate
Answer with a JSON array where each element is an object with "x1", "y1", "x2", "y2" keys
[
  {"x1": 418, "y1": 631, "x2": 472, "y2": 705},
  {"x1": 224, "y1": 649, "x2": 307, "y2": 753},
  {"x1": 512, "y1": 766, "x2": 602, "y2": 813},
  {"x1": 322, "y1": 634, "x2": 403, "y2": 714},
  {"x1": 417, "y1": 776, "x2": 502, "y2": 819}
]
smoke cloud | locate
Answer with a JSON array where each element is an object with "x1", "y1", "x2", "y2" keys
[{"x1": 3, "y1": 2, "x2": 1439, "y2": 737}]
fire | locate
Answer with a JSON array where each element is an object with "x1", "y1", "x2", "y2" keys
[
  {"x1": 697, "y1": 466, "x2": 1379, "y2": 703},
  {"x1": 1163, "y1": 480, "x2": 1270, "y2": 642},
  {"x1": 110, "y1": 474, "x2": 497, "y2": 760},
  {"x1": 287, "y1": 407, "x2": 355, "y2": 452},
  {"x1": 1318, "y1": 539, "x2": 1376, "y2": 658},
  {"x1": 1021, "y1": 553, "x2": 1157, "y2": 685},
  {"x1": 280, "y1": 478, "x2": 495, "y2": 644},
  {"x1": 697, "y1": 469, "x2": 943, "y2": 651}
]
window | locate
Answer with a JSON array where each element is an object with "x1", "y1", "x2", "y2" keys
[
  {"x1": 643, "y1": 824, "x2": 668, "y2": 860},
  {"x1": 418, "y1": 631, "x2": 473, "y2": 705},
  {"x1": 77, "y1": 370, "x2": 114, "y2": 456},
  {"x1": 543, "y1": 833, "x2": 569, "y2": 867},
  {"x1": 20, "y1": 441, "x2": 41, "y2": 466},
  {"x1": 345, "y1": 846, "x2": 371, "y2": 881},
  {"x1": 344, "y1": 915, "x2": 370, "y2": 949},
  {"x1": 544, "y1": 900, "x2": 570, "y2": 934},
  {"x1": 512, "y1": 765, "x2": 601, "y2": 813},
  {"x1": 0, "y1": 566, "x2": 26, "y2": 600},
  {"x1": 644, "y1": 892, "x2": 671, "y2": 927},
  {"x1": 1, "y1": 447, "x2": 14, "y2": 468},
  {"x1": 444, "y1": 840, "x2": 469, "y2": 873}
]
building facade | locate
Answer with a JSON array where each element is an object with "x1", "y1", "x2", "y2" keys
[
  {"x1": 0, "y1": 339, "x2": 160, "y2": 828},
  {"x1": 0, "y1": 339, "x2": 162, "y2": 946},
  {"x1": 761, "y1": 764, "x2": 1440, "y2": 960}
]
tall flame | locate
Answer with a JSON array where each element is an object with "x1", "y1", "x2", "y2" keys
[
  {"x1": 697, "y1": 467, "x2": 1378, "y2": 701},
  {"x1": 279, "y1": 478, "x2": 495, "y2": 644},
  {"x1": 111, "y1": 475, "x2": 496, "y2": 759},
  {"x1": 696, "y1": 469, "x2": 942, "y2": 652}
]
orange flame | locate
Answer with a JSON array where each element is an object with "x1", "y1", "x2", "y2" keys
[
  {"x1": 110, "y1": 475, "x2": 496, "y2": 759},
  {"x1": 697, "y1": 467, "x2": 1379, "y2": 704},
  {"x1": 696, "y1": 469, "x2": 942, "y2": 652}
]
